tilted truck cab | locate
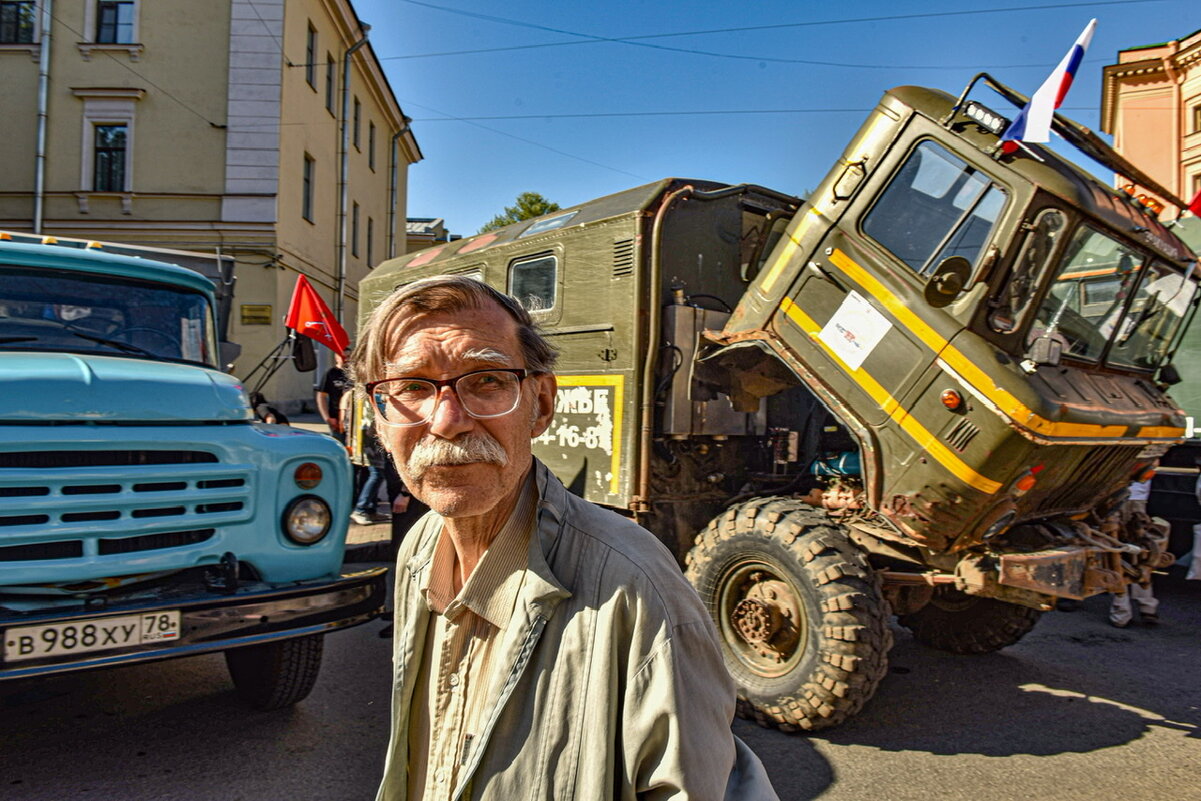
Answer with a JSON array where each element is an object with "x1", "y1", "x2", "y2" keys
[
  {"x1": 360, "y1": 76, "x2": 1198, "y2": 731},
  {"x1": 0, "y1": 236, "x2": 386, "y2": 709}
]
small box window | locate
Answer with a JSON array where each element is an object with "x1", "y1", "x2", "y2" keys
[
  {"x1": 509, "y1": 254, "x2": 557, "y2": 312},
  {"x1": 519, "y1": 211, "x2": 577, "y2": 239}
]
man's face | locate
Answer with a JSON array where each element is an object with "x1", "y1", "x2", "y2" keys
[{"x1": 375, "y1": 302, "x2": 555, "y2": 522}]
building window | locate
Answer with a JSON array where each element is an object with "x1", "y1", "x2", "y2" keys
[
  {"x1": 324, "y1": 52, "x2": 335, "y2": 114},
  {"x1": 0, "y1": 1, "x2": 36, "y2": 44},
  {"x1": 305, "y1": 23, "x2": 317, "y2": 89},
  {"x1": 1193, "y1": 173, "x2": 1201, "y2": 199},
  {"x1": 352, "y1": 202, "x2": 360, "y2": 257},
  {"x1": 353, "y1": 97, "x2": 361, "y2": 151},
  {"x1": 366, "y1": 217, "x2": 374, "y2": 266},
  {"x1": 96, "y1": 0, "x2": 135, "y2": 44},
  {"x1": 368, "y1": 121, "x2": 376, "y2": 171},
  {"x1": 93, "y1": 124, "x2": 127, "y2": 192},
  {"x1": 302, "y1": 154, "x2": 314, "y2": 222},
  {"x1": 1193, "y1": 104, "x2": 1201, "y2": 134}
]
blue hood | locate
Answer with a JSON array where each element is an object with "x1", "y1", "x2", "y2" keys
[{"x1": 0, "y1": 353, "x2": 253, "y2": 422}]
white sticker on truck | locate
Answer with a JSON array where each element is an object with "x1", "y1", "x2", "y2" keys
[{"x1": 818, "y1": 290, "x2": 892, "y2": 371}]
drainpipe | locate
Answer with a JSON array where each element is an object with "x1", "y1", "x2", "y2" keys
[
  {"x1": 33, "y1": 0, "x2": 53, "y2": 234},
  {"x1": 335, "y1": 24, "x2": 370, "y2": 324},
  {"x1": 386, "y1": 116, "x2": 411, "y2": 259}
]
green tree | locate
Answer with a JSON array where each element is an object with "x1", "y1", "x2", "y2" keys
[{"x1": 479, "y1": 192, "x2": 561, "y2": 233}]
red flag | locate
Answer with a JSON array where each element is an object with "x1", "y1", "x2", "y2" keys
[
  {"x1": 1189, "y1": 188, "x2": 1201, "y2": 217},
  {"x1": 284, "y1": 275, "x2": 349, "y2": 354}
]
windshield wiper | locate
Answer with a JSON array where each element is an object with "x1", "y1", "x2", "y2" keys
[
  {"x1": 68, "y1": 330, "x2": 155, "y2": 357},
  {"x1": 0, "y1": 336, "x2": 39, "y2": 344}
]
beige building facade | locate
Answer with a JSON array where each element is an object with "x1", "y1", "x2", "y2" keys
[
  {"x1": 0, "y1": 0, "x2": 421, "y2": 408},
  {"x1": 1101, "y1": 27, "x2": 1201, "y2": 205}
]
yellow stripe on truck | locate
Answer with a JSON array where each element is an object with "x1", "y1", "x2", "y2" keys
[
  {"x1": 826, "y1": 249, "x2": 1179, "y2": 441},
  {"x1": 778, "y1": 297, "x2": 1003, "y2": 495}
]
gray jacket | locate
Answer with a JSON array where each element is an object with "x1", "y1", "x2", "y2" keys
[{"x1": 376, "y1": 459, "x2": 778, "y2": 801}]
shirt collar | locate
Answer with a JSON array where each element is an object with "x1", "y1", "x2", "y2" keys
[{"x1": 422, "y1": 469, "x2": 537, "y2": 630}]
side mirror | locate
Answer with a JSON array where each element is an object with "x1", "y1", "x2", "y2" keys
[
  {"x1": 1025, "y1": 334, "x2": 1063, "y2": 369},
  {"x1": 292, "y1": 336, "x2": 316, "y2": 373},
  {"x1": 1158, "y1": 362, "x2": 1182, "y2": 386},
  {"x1": 924, "y1": 256, "x2": 971, "y2": 308}
]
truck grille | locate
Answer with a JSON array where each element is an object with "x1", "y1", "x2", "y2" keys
[
  {"x1": 0, "y1": 449, "x2": 251, "y2": 563},
  {"x1": 1029, "y1": 445, "x2": 1142, "y2": 512},
  {"x1": 0, "y1": 450, "x2": 218, "y2": 468}
]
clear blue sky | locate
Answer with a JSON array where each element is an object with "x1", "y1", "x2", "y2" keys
[{"x1": 354, "y1": 0, "x2": 1198, "y2": 236}]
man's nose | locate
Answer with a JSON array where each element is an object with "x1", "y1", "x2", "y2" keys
[{"x1": 427, "y1": 384, "x2": 475, "y2": 438}]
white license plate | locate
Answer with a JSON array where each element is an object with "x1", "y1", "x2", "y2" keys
[{"x1": 3, "y1": 610, "x2": 181, "y2": 663}]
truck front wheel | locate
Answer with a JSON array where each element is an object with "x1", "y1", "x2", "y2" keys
[
  {"x1": 898, "y1": 587, "x2": 1041, "y2": 654},
  {"x1": 224, "y1": 634, "x2": 324, "y2": 710},
  {"x1": 685, "y1": 499, "x2": 892, "y2": 732}
]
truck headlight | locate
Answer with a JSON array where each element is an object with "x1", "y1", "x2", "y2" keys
[{"x1": 282, "y1": 495, "x2": 331, "y2": 545}]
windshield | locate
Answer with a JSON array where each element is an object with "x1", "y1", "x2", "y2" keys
[
  {"x1": 1030, "y1": 225, "x2": 1197, "y2": 370},
  {"x1": 0, "y1": 266, "x2": 218, "y2": 367}
]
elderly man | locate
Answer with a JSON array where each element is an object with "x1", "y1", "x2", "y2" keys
[{"x1": 351, "y1": 276, "x2": 777, "y2": 801}]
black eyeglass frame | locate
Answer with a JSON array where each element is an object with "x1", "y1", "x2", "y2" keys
[{"x1": 365, "y1": 368, "x2": 540, "y2": 427}]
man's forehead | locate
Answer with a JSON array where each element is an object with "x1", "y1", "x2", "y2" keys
[{"x1": 384, "y1": 307, "x2": 521, "y2": 373}]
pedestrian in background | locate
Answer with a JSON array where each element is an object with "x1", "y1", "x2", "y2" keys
[
  {"x1": 1109, "y1": 476, "x2": 1163, "y2": 627},
  {"x1": 315, "y1": 346, "x2": 351, "y2": 442}
]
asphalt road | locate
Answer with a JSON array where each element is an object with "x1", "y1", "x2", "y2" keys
[{"x1": 3, "y1": 568, "x2": 1199, "y2": 801}]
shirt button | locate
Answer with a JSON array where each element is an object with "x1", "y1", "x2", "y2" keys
[
  {"x1": 436, "y1": 769, "x2": 448, "y2": 784},
  {"x1": 448, "y1": 674, "x2": 460, "y2": 688}
]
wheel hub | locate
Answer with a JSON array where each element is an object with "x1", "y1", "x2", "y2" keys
[
  {"x1": 732, "y1": 598, "x2": 779, "y2": 643},
  {"x1": 725, "y1": 572, "x2": 801, "y2": 670}
]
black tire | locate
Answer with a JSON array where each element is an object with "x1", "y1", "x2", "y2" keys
[
  {"x1": 224, "y1": 634, "x2": 324, "y2": 710},
  {"x1": 898, "y1": 586, "x2": 1042, "y2": 654},
  {"x1": 685, "y1": 498, "x2": 892, "y2": 732}
]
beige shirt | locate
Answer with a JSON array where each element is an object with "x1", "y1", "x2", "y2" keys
[{"x1": 406, "y1": 473, "x2": 537, "y2": 801}]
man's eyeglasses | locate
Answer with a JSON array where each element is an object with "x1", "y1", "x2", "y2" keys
[{"x1": 366, "y1": 368, "x2": 538, "y2": 427}]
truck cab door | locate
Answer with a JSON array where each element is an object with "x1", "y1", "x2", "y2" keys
[{"x1": 774, "y1": 136, "x2": 1010, "y2": 429}]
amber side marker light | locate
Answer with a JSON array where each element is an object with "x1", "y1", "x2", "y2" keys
[
  {"x1": 294, "y1": 462, "x2": 323, "y2": 489},
  {"x1": 1013, "y1": 464, "x2": 1045, "y2": 496},
  {"x1": 940, "y1": 389, "x2": 963, "y2": 411}
]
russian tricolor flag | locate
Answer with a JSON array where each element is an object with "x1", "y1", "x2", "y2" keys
[{"x1": 1001, "y1": 19, "x2": 1097, "y2": 153}]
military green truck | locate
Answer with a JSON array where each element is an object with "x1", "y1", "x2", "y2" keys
[{"x1": 361, "y1": 74, "x2": 1199, "y2": 731}]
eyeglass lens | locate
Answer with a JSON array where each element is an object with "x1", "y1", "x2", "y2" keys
[{"x1": 373, "y1": 371, "x2": 523, "y2": 424}]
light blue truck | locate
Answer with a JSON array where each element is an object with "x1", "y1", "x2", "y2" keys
[{"x1": 0, "y1": 235, "x2": 386, "y2": 709}]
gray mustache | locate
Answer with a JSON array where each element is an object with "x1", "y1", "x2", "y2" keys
[{"x1": 406, "y1": 432, "x2": 509, "y2": 480}]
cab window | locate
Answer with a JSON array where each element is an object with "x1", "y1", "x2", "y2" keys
[
  {"x1": 863, "y1": 140, "x2": 1007, "y2": 276},
  {"x1": 1032, "y1": 224, "x2": 1144, "y2": 362},
  {"x1": 1107, "y1": 260, "x2": 1197, "y2": 370}
]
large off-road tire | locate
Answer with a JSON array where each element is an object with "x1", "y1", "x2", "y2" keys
[
  {"x1": 898, "y1": 586, "x2": 1042, "y2": 654},
  {"x1": 684, "y1": 498, "x2": 892, "y2": 732},
  {"x1": 224, "y1": 634, "x2": 324, "y2": 710}
]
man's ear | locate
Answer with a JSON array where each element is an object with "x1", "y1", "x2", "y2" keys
[{"x1": 530, "y1": 373, "x2": 557, "y2": 437}]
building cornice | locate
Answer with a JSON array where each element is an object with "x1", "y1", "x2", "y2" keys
[
  {"x1": 1102, "y1": 36, "x2": 1201, "y2": 132},
  {"x1": 70, "y1": 87, "x2": 147, "y2": 100}
]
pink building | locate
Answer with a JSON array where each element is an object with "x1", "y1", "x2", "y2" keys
[{"x1": 1101, "y1": 28, "x2": 1201, "y2": 205}]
